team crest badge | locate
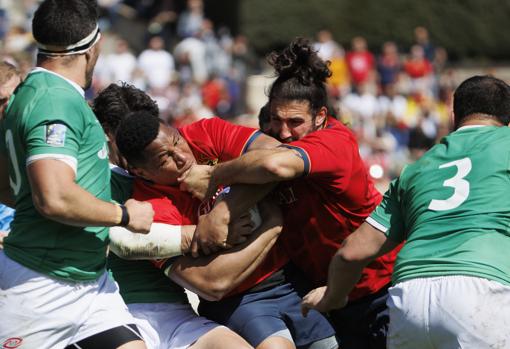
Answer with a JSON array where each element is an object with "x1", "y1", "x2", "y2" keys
[{"x1": 45, "y1": 123, "x2": 67, "y2": 147}]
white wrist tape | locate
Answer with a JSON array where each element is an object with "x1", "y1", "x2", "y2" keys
[{"x1": 109, "y1": 223, "x2": 182, "y2": 260}]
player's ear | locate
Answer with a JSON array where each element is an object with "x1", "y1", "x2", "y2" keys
[{"x1": 314, "y1": 106, "x2": 327, "y2": 128}]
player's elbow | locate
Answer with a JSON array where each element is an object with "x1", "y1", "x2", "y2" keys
[
  {"x1": 32, "y1": 192, "x2": 67, "y2": 219},
  {"x1": 200, "y1": 278, "x2": 233, "y2": 301},
  {"x1": 261, "y1": 155, "x2": 298, "y2": 180},
  {"x1": 335, "y1": 241, "x2": 374, "y2": 265}
]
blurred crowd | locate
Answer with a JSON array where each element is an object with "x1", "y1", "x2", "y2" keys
[{"x1": 0, "y1": 0, "x2": 461, "y2": 187}]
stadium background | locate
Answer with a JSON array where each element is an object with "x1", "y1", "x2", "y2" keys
[{"x1": 2, "y1": 0, "x2": 510, "y2": 193}]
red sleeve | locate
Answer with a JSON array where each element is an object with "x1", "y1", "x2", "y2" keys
[
  {"x1": 132, "y1": 179, "x2": 193, "y2": 225},
  {"x1": 179, "y1": 117, "x2": 261, "y2": 162},
  {"x1": 285, "y1": 119, "x2": 357, "y2": 192}
]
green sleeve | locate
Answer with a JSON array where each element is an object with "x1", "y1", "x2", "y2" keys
[
  {"x1": 368, "y1": 178, "x2": 406, "y2": 243},
  {"x1": 23, "y1": 96, "x2": 84, "y2": 162}
]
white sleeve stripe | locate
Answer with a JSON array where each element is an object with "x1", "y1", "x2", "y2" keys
[
  {"x1": 366, "y1": 216, "x2": 389, "y2": 233},
  {"x1": 26, "y1": 154, "x2": 77, "y2": 174}
]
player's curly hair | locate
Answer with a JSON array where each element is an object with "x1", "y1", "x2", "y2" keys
[
  {"x1": 115, "y1": 110, "x2": 160, "y2": 166},
  {"x1": 93, "y1": 82, "x2": 159, "y2": 134},
  {"x1": 267, "y1": 37, "x2": 331, "y2": 116}
]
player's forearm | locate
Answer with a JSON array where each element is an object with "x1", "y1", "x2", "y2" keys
[
  {"x1": 212, "y1": 148, "x2": 301, "y2": 187},
  {"x1": 211, "y1": 183, "x2": 276, "y2": 225},
  {"x1": 169, "y1": 216, "x2": 283, "y2": 301},
  {"x1": 324, "y1": 250, "x2": 368, "y2": 304},
  {"x1": 324, "y1": 223, "x2": 397, "y2": 304},
  {"x1": 109, "y1": 223, "x2": 196, "y2": 260}
]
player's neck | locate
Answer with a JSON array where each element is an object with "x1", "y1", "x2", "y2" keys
[
  {"x1": 457, "y1": 115, "x2": 504, "y2": 129},
  {"x1": 37, "y1": 58, "x2": 87, "y2": 89}
]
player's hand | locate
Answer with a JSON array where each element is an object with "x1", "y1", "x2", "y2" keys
[
  {"x1": 124, "y1": 199, "x2": 154, "y2": 234},
  {"x1": 0, "y1": 231, "x2": 7, "y2": 249},
  {"x1": 178, "y1": 164, "x2": 215, "y2": 201},
  {"x1": 190, "y1": 211, "x2": 229, "y2": 257},
  {"x1": 301, "y1": 286, "x2": 348, "y2": 317},
  {"x1": 226, "y1": 212, "x2": 254, "y2": 246}
]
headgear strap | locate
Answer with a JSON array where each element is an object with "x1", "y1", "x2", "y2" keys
[{"x1": 37, "y1": 24, "x2": 101, "y2": 56}]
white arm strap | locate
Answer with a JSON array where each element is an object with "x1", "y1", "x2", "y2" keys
[{"x1": 109, "y1": 223, "x2": 182, "y2": 260}]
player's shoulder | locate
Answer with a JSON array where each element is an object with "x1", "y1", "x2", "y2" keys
[{"x1": 303, "y1": 117, "x2": 357, "y2": 146}]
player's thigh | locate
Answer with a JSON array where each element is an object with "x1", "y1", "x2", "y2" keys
[
  {"x1": 274, "y1": 285, "x2": 336, "y2": 348},
  {"x1": 429, "y1": 276, "x2": 510, "y2": 349},
  {"x1": 199, "y1": 289, "x2": 287, "y2": 347},
  {"x1": 146, "y1": 302, "x2": 223, "y2": 349},
  {"x1": 387, "y1": 280, "x2": 431, "y2": 349},
  {"x1": 0, "y1": 252, "x2": 89, "y2": 349},
  {"x1": 69, "y1": 273, "x2": 144, "y2": 348},
  {"x1": 190, "y1": 326, "x2": 252, "y2": 349}
]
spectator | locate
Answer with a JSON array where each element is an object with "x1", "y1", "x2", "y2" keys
[
  {"x1": 346, "y1": 36, "x2": 375, "y2": 89},
  {"x1": 313, "y1": 29, "x2": 343, "y2": 62},
  {"x1": 377, "y1": 41, "x2": 401, "y2": 89},
  {"x1": 414, "y1": 26, "x2": 435, "y2": 62},
  {"x1": 404, "y1": 45, "x2": 434, "y2": 96},
  {"x1": 177, "y1": 0, "x2": 204, "y2": 39},
  {"x1": 104, "y1": 37, "x2": 137, "y2": 84},
  {"x1": 138, "y1": 35, "x2": 175, "y2": 89}
]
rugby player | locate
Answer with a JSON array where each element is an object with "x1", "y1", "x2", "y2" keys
[
  {"x1": 180, "y1": 38, "x2": 399, "y2": 348},
  {"x1": 0, "y1": 1, "x2": 153, "y2": 348},
  {"x1": 302, "y1": 75, "x2": 510, "y2": 348},
  {"x1": 94, "y1": 83, "x2": 279, "y2": 349},
  {"x1": 113, "y1": 110, "x2": 338, "y2": 349}
]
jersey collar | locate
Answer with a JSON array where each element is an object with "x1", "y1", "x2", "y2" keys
[
  {"x1": 29, "y1": 67, "x2": 85, "y2": 98},
  {"x1": 456, "y1": 125, "x2": 487, "y2": 132}
]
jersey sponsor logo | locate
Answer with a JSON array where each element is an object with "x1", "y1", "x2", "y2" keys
[
  {"x1": 97, "y1": 142, "x2": 108, "y2": 159},
  {"x1": 45, "y1": 123, "x2": 67, "y2": 147},
  {"x1": 2, "y1": 338, "x2": 23, "y2": 349}
]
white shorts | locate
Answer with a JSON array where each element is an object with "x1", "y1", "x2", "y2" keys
[
  {"x1": 387, "y1": 275, "x2": 510, "y2": 349},
  {"x1": 128, "y1": 302, "x2": 219, "y2": 349},
  {"x1": 0, "y1": 251, "x2": 139, "y2": 349}
]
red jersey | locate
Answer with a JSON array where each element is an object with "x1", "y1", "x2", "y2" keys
[
  {"x1": 278, "y1": 117, "x2": 399, "y2": 300},
  {"x1": 133, "y1": 117, "x2": 289, "y2": 296}
]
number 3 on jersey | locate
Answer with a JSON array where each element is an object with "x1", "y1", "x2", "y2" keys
[{"x1": 428, "y1": 157, "x2": 472, "y2": 211}]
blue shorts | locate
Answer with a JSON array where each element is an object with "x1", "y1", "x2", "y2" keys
[{"x1": 198, "y1": 282, "x2": 335, "y2": 348}]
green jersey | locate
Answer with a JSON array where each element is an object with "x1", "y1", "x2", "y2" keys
[
  {"x1": 109, "y1": 166, "x2": 187, "y2": 304},
  {"x1": 369, "y1": 126, "x2": 510, "y2": 286},
  {"x1": 0, "y1": 68, "x2": 110, "y2": 281}
]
